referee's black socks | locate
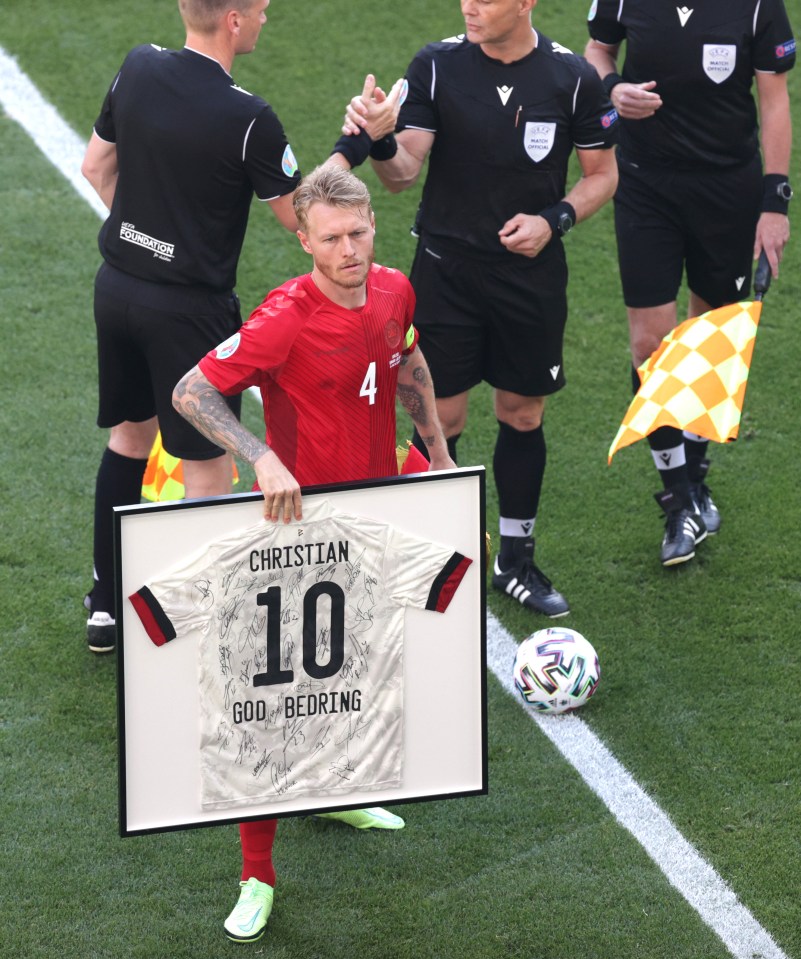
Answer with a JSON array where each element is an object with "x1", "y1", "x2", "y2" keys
[
  {"x1": 494, "y1": 420, "x2": 545, "y2": 519},
  {"x1": 647, "y1": 425, "x2": 691, "y2": 492},
  {"x1": 91, "y1": 447, "x2": 148, "y2": 615},
  {"x1": 683, "y1": 431, "x2": 710, "y2": 483},
  {"x1": 494, "y1": 421, "x2": 546, "y2": 569}
]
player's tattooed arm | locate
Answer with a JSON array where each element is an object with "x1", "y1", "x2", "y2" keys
[
  {"x1": 173, "y1": 366, "x2": 269, "y2": 466},
  {"x1": 396, "y1": 353, "x2": 428, "y2": 429},
  {"x1": 396, "y1": 347, "x2": 455, "y2": 471},
  {"x1": 173, "y1": 367, "x2": 303, "y2": 522}
]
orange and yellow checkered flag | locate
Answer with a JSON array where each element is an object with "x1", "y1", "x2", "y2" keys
[
  {"x1": 142, "y1": 432, "x2": 239, "y2": 501},
  {"x1": 608, "y1": 301, "x2": 762, "y2": 463},
  {"x1": 141, "y1": 432, "x2": 187, "y2": 501}
]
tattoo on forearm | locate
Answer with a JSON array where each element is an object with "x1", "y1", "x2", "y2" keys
[
  {"x1": 399, "y1": 355, "x2": 428, "y2": 383},
  {"x1": 396, "y1": 385, "x2": 427, "y2": 424},
  {"x1": 174, "y1": 370, "x2": 269, "y2": 465}
]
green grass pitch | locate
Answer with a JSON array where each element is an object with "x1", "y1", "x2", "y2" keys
[{"x1": 1, "y1": 2, "x2": 800, "y2": 956}]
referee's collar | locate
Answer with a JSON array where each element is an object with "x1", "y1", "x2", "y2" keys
[{"x1": 183, "y1": 45, "x2": 232, "y2": 77}]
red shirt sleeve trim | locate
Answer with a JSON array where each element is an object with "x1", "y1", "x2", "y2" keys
[
  {"x1": 129, "y1": 587, "x2": 175, "y2": 646},
  {"x1": 426, "y1": 553, "x2": 473, "y2": 613}
]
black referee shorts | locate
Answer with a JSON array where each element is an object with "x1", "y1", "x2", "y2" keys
[
  {"x1": 94, "y1": 262, "x2": 242, "y2": 459},
  {"x1": 408, "y1": 235, "x2": 568, "y2": 399},
  {"x1": 614, "y1": 152, "x2": 762, "y2": 309}
]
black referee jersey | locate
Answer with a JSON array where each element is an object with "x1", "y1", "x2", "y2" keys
[
  {"x1": 94, "y1": 44, "x2": 301, "y2": 292},
  {"x1": 588, "y1": 0, "x2": 796, "y2": 168},
  {"x1": 397, "y1": 32, "x2": 618, "y2": 257}
]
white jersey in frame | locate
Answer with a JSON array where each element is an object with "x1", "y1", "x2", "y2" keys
[{"x1": 129, "y1": 499, "x2": 472, "y2": 810}]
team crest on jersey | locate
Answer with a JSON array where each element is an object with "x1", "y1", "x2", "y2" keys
[
  {"x1": 523, "y1": 122, "x2": 556, "y2": 162},
  {"x1": 281, "y1": 144, "x2": 298, "y2": 177},
  {"x1": 776, "y1": 39, "x2": 796, "y2": 58},
  {"x1": 214, "y1": 332, "x2": 241, "y2": 360},
  {"x1": 702, "y1": 45, "x2": 736, "y2": 84},
  {"x1": 384, "y1": 319, "x2": 402, "y2": 349}
]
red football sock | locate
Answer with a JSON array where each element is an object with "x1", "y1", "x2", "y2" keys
[{"x1": 239, "y1": 819, "x2": 277, "y2": 886}]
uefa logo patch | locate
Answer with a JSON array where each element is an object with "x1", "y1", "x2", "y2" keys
[
  {"x1": 702, "y1": 44, "x2": 736, "y2": 83},
  {"x1": 601, "y1": 109, "x2": 618, "y2": 128},
  {"x1": 776, "y1": 39, "x2": 796, "y2": 58},
  {"x1": 215, "y1": 332, "x2": 241, "y2": 360},
  {"x1": 523, "y1": 121, "x2": 556, "y2": 162}
]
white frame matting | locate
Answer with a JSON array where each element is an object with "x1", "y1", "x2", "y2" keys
[{"x1": 115, "y1": 468, "x2": 486, "y2": 836}]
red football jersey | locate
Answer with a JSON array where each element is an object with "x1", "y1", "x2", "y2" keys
[{"x1": 199, "y1": 265, "x2": 418, "y2": 485}]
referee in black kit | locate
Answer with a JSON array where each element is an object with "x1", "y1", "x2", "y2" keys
[
  {"x1": 80, "y1": 0, "x2": 360, "y2": 652},
  {"x1": 585, "y1": 0, "x2": 795, "y2": 566},
  {"x1": 344, "y1": 0, "x2": 618, "y2": 618}
]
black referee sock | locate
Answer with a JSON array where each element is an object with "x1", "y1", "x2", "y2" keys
[
  {"x1": 91, "y1": 447, "x2": 148, "y2": 616},
  {"x1": 498, "y1": 534, "x2": 534, "y2": 570},
  {"x1": 683, "y1": 431, "x2": 710, "y2": 483},
  {"x1": 494, "y1": 420, "x2": 546, "y2": 520},
  {"x1": 647, "y1": 425, "x2": 690, "y2": 492},
  {"x1": 631, "y1": 362, "x2": 642, "y2": 395}
]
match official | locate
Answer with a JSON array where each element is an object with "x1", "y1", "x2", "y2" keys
[
  {"x1": 585, "y1": 0, "x2": 795, "y2": 565},
  {"x1": 80, "y1": 0, "x2": 386, "y2": 652},
  {"x1": 344, "y1": 0, "x2": 618, "y2": 617}
]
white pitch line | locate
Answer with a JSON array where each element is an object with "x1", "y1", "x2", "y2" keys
[
  {"x1": 487, "y1": 612, "x2": 787, "y2": 959},
  {"x1": 0, "y1": 45, "x2": 264, "y2": 406},
  {"x1": 0, "y1": 45, "x2": 108, "y2": 220},
  {"x1": 1, "y1": 41, "x2": 787, "y2": 959}
]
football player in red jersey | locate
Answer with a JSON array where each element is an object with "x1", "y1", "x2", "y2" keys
[{"x1": 174, "y1": 164, "x2": 454, "y2": 943}]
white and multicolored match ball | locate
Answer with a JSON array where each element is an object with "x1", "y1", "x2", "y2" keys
[{"x1": 513, "y1": 627, "x2": 600, "y2": 714}]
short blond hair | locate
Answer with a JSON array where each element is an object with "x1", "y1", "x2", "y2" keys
[
  {"x1": 293, "y1": 165, "x2": 373, "y2": 232},
  {"x1": 179, "y1": 0, "x2": 249, "y2": 34}
]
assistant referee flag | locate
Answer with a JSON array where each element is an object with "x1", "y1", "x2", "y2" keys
[
  {"x1": 142, "y1": 432, "x2": 238, "y2": 501},
  {"x1": 608, "y1": 301, "x2": 762, "y2": 463}
]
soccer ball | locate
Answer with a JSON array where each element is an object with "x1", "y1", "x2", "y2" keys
[{"x1": 513, "y1": 627, "x2": 600, "y2": 714}]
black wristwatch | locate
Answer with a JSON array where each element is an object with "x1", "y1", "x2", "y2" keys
[
  {"x1": 762, "y1": 175, "x2": 793, "y2": 214},
  {"x1": 540, "y1": 200, "x2": 576, "y2": 238},
  {"x1": 556, "y1": 209, "x2": 574, "y2": 237}
]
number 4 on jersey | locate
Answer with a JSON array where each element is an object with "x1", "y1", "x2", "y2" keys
[{"x1": 359, "y1": 361, "x2": 377, "y2": 405}]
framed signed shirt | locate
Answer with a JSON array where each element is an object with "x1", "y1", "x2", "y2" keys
[
  {"x1": 116, "y1": 469, "x2": 486, "y2": 836},
  {"x1": 129, "y1": 499, "x2": 471, "y2": 810}
]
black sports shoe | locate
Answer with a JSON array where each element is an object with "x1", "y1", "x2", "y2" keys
[
  {"x1": 492, "y1": 539, "x2": 570, "y2": 618},
  {"x1": 87, "y1": 611, "x2": 116, "y2": 654},
  {"x1": 692, "y1": 483, "x2": 721, "y2": 535},
  {"x1": 655, "y1": 486, "x2": 707, "y2": 566},
  {"x1": 688, "y1": 459, "x2": 720, "y2": 535}
]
